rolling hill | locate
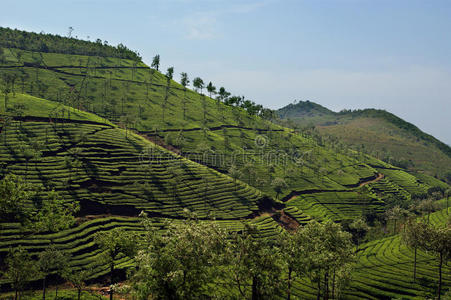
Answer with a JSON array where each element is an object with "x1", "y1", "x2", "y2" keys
[
  {"x1": 278, "y1": 100, "x2": 451, "y2": 181},
  {"x1": 0, "y1": 27, "x2": 450, "y2": 299}
]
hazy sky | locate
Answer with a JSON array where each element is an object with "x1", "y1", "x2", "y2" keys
[{"x1": 1, "y1": 0, "x2": 450, "y2": 144}]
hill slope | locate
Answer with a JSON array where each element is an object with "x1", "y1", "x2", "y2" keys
[{"x1": 278, "y1": 101, "x2": 451, "y2": 180}]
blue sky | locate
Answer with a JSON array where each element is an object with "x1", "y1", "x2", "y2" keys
[{"x1": 1, "y1": 0, "x2": 450, "y2": 144}]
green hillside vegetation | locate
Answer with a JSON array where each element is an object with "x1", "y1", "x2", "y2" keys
[
  {"x1": 278, "y1": 101, "x2": 451, "y2": 180},
  {"x1": 0, "y1": 28, "x2": 450, "y2": 299}
]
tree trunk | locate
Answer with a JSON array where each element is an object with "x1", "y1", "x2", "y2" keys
[
  {"x1": 252, "y1": 276, "x2": 258, "y2": 300},
  {"x1": 317, "y1": 279, "x2": 321, "y2": 300},
  {"x1": 14, "y1": 288, "x2": 18, "y2": 300},
  {"x1": 110, "y1": 263, "x2": 114, "y2": 300},
  {"x1": 437, "y1": 252, "x2": 443, "y2": 300},
  {"x1": 42, "y1": 276, "x2": 46, "y2": 300},
  {"x1": 413, "y1": 247, "x2": 417, "y2": 281},
  {"x1": 324, "y1": 271, "x2": 329, "y2": 300},
  {"x1": 287, "y1": 267, "x2": 292, "y2": 300},
  {"x1": 447, "y1": 196, "x2": 449, "y2": 215},
  {"x1": 332, "y1": 270, "x2": 336, "y2": 300},
  {"x1": 77, "y1": 288, "x2": 81, "y2": 300}
]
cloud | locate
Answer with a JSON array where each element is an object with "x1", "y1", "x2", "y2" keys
[
  {"x1": 180, "y1": 0, "x2": 270, "y2": 40},
  {"x1": 183, "y1": 14, "x2": 217, "y2": 40}
]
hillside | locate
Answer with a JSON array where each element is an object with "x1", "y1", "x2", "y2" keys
[
  {"x1": 0, "y1": 28, "x2": 450, "y2": 299},
  {"x1": 278, "y1": 101, "x2": 451, "y2": 180}
]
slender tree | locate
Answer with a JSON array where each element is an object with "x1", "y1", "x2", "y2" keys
[
  {"x1": 38, "y1": 245, "x2": 70, "y2": 300},
  {"x1": 192, "y1": 77, "x2": 204, "y2": 94},
  {"x1": 206, "y1": 81, "x2": 216, "y2": 98},
  {"x1": 94, "y1": 228, "x2": 137, "y2": 300},
  {"x1": 180, "y1": 72, "x2": 190, "y2": 120},
  {"x1": 151, "y1": 54, "x2": 160, "y2": 71},
  {"x1": 402, "y1": 218, "x2": 429, "y2": 282},
  {"x1": 5, "y1": 247, "x2": 38, "y2": 300}
]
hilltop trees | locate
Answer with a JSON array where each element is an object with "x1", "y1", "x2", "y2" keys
[
  {"x1": 180, "y1": 72, "x2": 190, "y2": 120},
  {"x1": 193, "y1": 77, "x2": 204, "y2": 94},
  {"x1": 206, "y1": 81, "x2": 216, "y2": 98},
  {"x1": 151, "y1": 54, "x2": 160, "y2": 71},
  {"x1": 0, "y1": 27, "x2": 141, "y2": 60}
]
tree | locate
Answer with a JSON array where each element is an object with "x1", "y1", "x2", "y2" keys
[
  {"x1": 166, "y1": 66, "x2": 174, "y2": 82},
  {"x1": 94, "y1": 228, "x2": 137, "y2": 300},
  {"x1": 192, "y1": 77, "x2": 204, "y2": 94},
  {"x1": 228, "y1": 164, "x2": 241, "y2": 191},
  {"x1": 217, "y1": 87, "x2": 230, "y2": 103},
  {"x1": 38, "y1": 245, "x2": 70, "y2": 300},
  {"x1": 151, "y1": 54, "x2": 160, "y2": 71},
  {"x1": 63, "y1": 268, "x2": 92, "y2": 300},
  {"x1": 349, "y1": 217, "x2": 369, "y2": 247},
  {"x1": 131, "y1": 213, "x2": 228, "y2": 299},
  {"x1": 385, "y1": 205, "x2": 410, "y2": 234},
  {"x1": 119, "y1": 113, "x2": 136, "y2": 138},
  {"x1": 32, "y1": 189, "x2": 80, "y2": 233},
  {"x1": 180, "y1": 72, "x2": 190, "y2": 120},
  {"x1": 279, "y1": 230, "x2": 304, "y2": 300},
  {"x1": 0, "y1": 174, "x2": 33, "y2": 222},
  {"x1": 271, "y1": 177, "x2": 288, "y2": 200},
  {"x1": 4, "y1": 247, "x2": 38, "y2": 300},
  {"x1": 445, "y1": 188, "x2": 450, "y2": 215},
  {"x1": 229, "y1": 223, "x2": 284, "y2": 300},
  {"x1": 418, "y1": 198, "x2": 437, "y2": 223},
  {"x1": 402, "y1": 218, "x2": 429, "y2": 282},
  {"x1": 206, "y1": 81, "x2": 216, "y2": 98},
  {"x1": 419, "y1": 224, "x2": 451, "y2": 299},
  {"x1": 296, "y1": 221, "x2": 355, "y2": 300}
]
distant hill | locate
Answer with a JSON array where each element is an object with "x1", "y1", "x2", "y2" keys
[{"x1": 278, "y1": 101, "x2": 451, "y2": 180}]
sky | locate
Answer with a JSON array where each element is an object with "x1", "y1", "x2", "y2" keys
[{"x1": 1, "y1": 0, "x2": 450, "y2": 145}]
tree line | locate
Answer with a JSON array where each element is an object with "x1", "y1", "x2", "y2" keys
[
  {"x1": 2, "y1": 211, "x2": 355, "y2": 300},
  {"x1": 150, "y1": 54, "x2": 276, "y2": 121},
  {"x1": 0, "y1": 27, "x2": 141, "y2": 61}
]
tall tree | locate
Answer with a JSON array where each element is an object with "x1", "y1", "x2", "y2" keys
[
  {"x1": 131, "y1": 214, "x2": 228, "y2": 299},
  {"x1": 402, "y1": 218, "x2": 429, "y2": 282},
  {"x1": 63, "y1": 268, "x2": 91, "y2": 300},
  {"x1": 5, "y1": 247, "x2": 38, "y2": 300},
  {"x1": 206, "y1": 81, "x2": 216, "y2": 98},
  {"x1": 229, "y1": 223, "x2": 284, "y2": 300},
  {"x1": 38, "y1": 245, "x2": 70, "y2": 300},
  {"x1": 151, "y1": 54, "x2": 160, "y2": 71},
  {"x1": 94, "y1": 228, "x2": 137, "y2": 300},
  {"x1": 296, "y1": 221, "x2": 355, "y2": 300},
  {"x1": 180, "y1": 72, "x2": 190, "y2": 120},
  {"x1": 192, "y1": 77, "x2": 204, "y2": 94}
]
